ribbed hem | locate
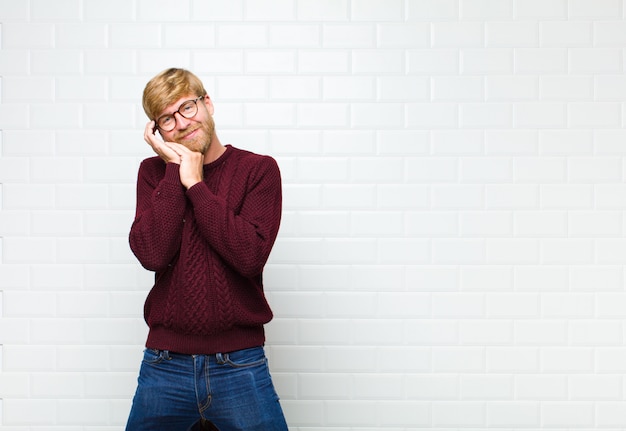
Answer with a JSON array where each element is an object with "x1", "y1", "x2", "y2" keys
[
  {"x1": 163, "y1": 162, "x2": 182, "y2": 185},
  {"x1": 145, "y1": 325, "x2": 266, "y2": 355}
]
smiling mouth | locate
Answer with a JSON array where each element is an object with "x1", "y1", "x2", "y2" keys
[{"x1": 180, "y1": 128, "x2": 199, "y2": 140}]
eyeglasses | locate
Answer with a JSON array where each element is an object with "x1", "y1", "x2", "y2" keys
[{"x1": 155, "y1": 96, "x2": 205, "y2": 132}]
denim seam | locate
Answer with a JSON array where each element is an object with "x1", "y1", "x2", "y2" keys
[{"x1": 195, "y1": 355, "x2": 212, "y2": 414}]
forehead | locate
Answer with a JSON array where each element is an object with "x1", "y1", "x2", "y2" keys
[{"x1": 158, "y1": 94, "x2": 197, "y2": 117}]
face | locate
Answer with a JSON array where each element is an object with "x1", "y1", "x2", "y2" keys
[{"x1": 157, "y1": 94, "x2": 215, "y2": 154}]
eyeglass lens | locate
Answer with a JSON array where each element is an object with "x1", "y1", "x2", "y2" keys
[{"x1": 156, "y1": 97, "x2": 203, "y2": 131}]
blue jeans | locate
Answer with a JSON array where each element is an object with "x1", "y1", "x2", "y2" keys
[{"x1": 125, "y1": 346, "x2": 288, "y2": 431}]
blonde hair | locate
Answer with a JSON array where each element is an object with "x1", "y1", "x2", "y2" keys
[{"x1": 142, "y1": 68, "x2": 207, "y2": 120}]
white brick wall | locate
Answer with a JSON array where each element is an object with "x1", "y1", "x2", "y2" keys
[{"x1": 1, "y1": 0, "x2": 626, "y2": 429}]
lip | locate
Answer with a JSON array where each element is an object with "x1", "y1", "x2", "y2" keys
[{"x1": 180, "y1": 128, "x2": 199, "y2": 140}]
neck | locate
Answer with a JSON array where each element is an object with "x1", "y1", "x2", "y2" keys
[{"x1": 203, "y1": 133, "x2": 226, "y2": 164}]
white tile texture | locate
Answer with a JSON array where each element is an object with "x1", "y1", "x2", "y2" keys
[{"x1": 1, "y1": 0, "x2": 626, "y2": 429}]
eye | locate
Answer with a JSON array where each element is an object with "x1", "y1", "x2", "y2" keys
[
  {"x1": 181, "y1": 102, "x2": 195, "y2": 113},
  {"x1": 159, "y1": 116, "x2": 173, "y2": 127}
]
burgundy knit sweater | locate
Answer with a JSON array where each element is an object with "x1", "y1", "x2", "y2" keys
[{"x1": 129, "y1": 145, "x2": 282, "y2": 354}]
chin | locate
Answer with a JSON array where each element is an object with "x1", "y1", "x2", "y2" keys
[
  {"x1": 174, "y1": 130, "x2": 208, "y2": 151},
  {"x1": 186, "y1": 139, "x2": 211, "y2": 155},
  {"x1": 173, "y1": 119, "x2": 214, "y2": 154}
]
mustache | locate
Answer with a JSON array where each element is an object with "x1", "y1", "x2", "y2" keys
[{"x1": 174, "y1": 125, "x2": 201, "y2": 140}]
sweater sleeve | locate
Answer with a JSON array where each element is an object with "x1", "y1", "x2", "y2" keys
[
  {"x1": 129, "y1": 160, "x2": 187, "y2": 272},
  {"x1": 186, "y1": 155, "x2": 282, "y2": 278}
]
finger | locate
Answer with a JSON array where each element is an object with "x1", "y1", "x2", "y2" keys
[
  {"x1": 144, "y1": 121, "x2": 156, "y2": 139},
  {"x1": 144, "y1": 122, "x2": 162, "y2": 146},
  {"x1": 163, "y1": 142, "x2": 181, "y2": 156},
  {"x1": 166, "y1": 142, "x2": 189, "y2": 152},
  {"x1": 166, "y1": 142, "x2": 197, "y2": 158},
  {"x1": 143, "y1": 122, "x2": 181, "y2": 163}
]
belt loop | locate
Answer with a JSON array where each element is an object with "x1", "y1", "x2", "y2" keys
[
  {"x1": 162, "y1": 350, "x2": 172, "y2": 360},
  {"x1": 216, "y1": 353, "x2": 225, "y2": 364}
]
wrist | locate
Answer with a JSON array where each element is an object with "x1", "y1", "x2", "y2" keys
[{"x1": 185, "y1": 180, "x2": 202, "y2": 190}]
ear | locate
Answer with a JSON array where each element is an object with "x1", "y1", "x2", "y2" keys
[{"x1": 203, "y1": 95, "x2": 214, "y2": 116}]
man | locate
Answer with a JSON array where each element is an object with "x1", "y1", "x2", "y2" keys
[{"x1": 125, "y1": 68, "x2": 288, "y2": 431}]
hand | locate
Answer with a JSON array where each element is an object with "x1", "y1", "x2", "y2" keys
[
  {"x1": 166, "y1": 142, "x2": 204, "y2": 189},
  {"x1": 144, "y1": 121, "x2": 179, "y2": 163}
]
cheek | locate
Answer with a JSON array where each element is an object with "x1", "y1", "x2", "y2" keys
[{"x1": 160, "y1": 130, "x2": 175, "y2": 141}]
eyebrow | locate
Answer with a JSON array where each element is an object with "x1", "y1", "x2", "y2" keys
[{"x1": 157, "y1": 97, "x2": 197, "y2": 118}]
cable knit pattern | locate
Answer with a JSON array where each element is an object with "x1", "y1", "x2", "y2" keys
[
  {"x1": 212, "y1": 251, "x2": 233, "y2": 332},
  {"x1": 129, "y1": 145, "x2": 282, "y2": 355},
  {"x1": 180, "y1": 219, "x2": 209, "y2": 333}
]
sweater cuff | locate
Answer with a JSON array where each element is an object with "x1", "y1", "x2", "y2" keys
[
  {"x1": 186, "y1": 181, "x2": 228, "y2": 209},
  {"x1": 186, "y1": 180, "x2": 213, "y2": 201},
  {"x1": 163, "y1": 162, "x2": 182, "y2": 186}
]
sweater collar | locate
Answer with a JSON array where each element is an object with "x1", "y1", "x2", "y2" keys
[{"x1": 203, "y1": 144, "x2": 232, "y2": 169}]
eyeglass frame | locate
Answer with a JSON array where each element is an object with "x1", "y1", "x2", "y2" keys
[{"x1": 153, "y1": 95, "x2": 206, "y2": 132}]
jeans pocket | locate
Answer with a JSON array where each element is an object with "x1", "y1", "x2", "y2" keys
[
  {"x1": 223, "y1": 347, "x2": 267, "y2": 369},
  {"x1": 142, "y1": 348, "x2": 164, "y2": 365}
]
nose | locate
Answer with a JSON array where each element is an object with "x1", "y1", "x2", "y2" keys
[{"x1": 173, "y1": 111, "x2": 192, "y2": 129}]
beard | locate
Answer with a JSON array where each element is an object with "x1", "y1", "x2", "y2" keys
[{"x1": 172, "y1": 114, "x2": 215, "y2": 155}]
